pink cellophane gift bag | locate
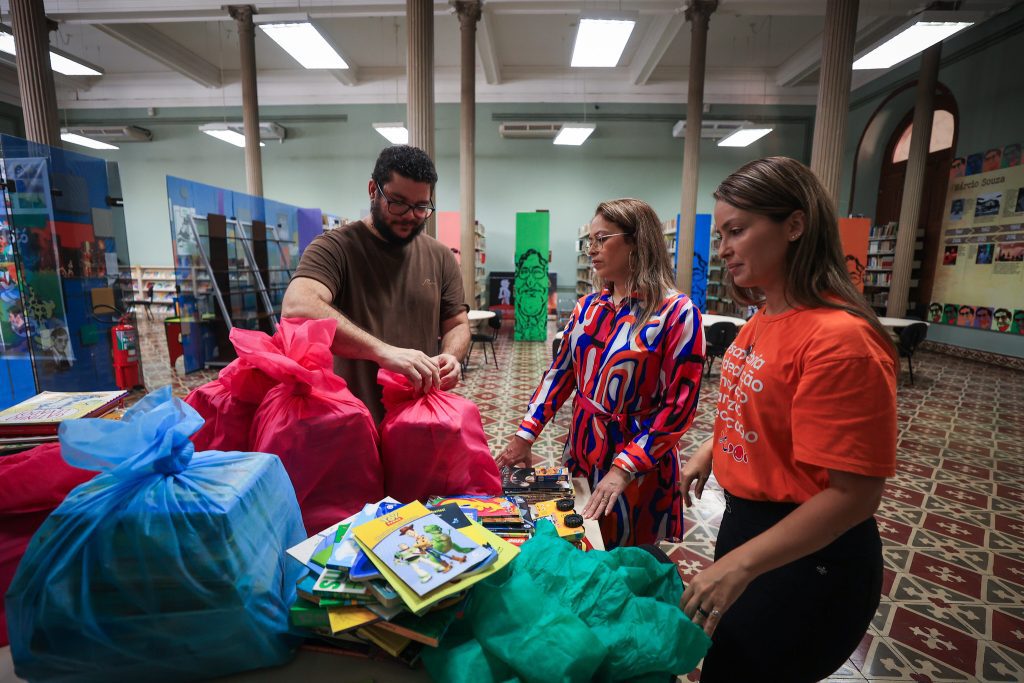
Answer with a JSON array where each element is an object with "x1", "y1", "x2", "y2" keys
[
  {"x1": 248, "y1": 318, "x2": 382, "y2": 533},
  {"x1": 378, "y1": 368, "x2": 501, "y2": 503}
]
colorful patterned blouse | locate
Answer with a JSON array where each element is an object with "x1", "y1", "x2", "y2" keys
[{"x1": 515, "y1": 288, "x2": 705, "y2": 546}]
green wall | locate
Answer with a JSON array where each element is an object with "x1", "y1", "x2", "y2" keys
[{"x1": 64, "y1": 102, "x2": 812, "y2": 310}]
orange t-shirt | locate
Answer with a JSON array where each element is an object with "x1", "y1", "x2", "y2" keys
[{"x1": 712, "y1": 306, "x2": 897, "y2": 503}]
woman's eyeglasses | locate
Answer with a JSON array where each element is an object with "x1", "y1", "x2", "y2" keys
[
  {"x1": 376, "y1": 182, "x2": 436, "y2": 218},
  {"x1": 582, "y1": 233, "x2": 628, "y2": 252}
]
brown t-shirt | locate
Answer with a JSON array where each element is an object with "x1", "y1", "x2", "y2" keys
[{"x1": 291, "y1": 221, "x2": 467, "y2": 422}]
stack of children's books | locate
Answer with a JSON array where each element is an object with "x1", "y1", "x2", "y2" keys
[
  {"x1": 286, "y1": 497, "x2": 519, "y2": 665},
  {"x1": 0, "y1": 390, "x2": 128, "y2": 453},
  {"x1": 500, "y1": 465, "x2": 573, "y2": 503},
  {"x1": 427, "y1": 494, "x2": 536, "y2": 547}
]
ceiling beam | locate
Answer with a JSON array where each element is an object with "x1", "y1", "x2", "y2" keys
[
  {"x1": 46, "y1": 0, "x2": 1001, "y2": 23},
  {"x1": 774, "y1": 15, "x2": 908, "y2": 87},
  {"x1": 629, "y1": 12, "x2": 685, "y2": 86},
  {"x1": 95, "y1": 24, "x2": 221, "y2": 88},
  {"x1": 477, "y1": 7, "x2": 501, "y2": 85},
  {"x1": 329, "y1": 67, "x2": 360, "y2": 86}
]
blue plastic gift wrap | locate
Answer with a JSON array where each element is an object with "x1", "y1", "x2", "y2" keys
[{"x1": 5, "y1": 386, "x2": 307, "y2": 682}]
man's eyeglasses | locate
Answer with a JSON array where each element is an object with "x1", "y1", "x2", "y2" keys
[
  {"x1": 582, "y1": 233, "x2": 628, "y2": 252},
  {"x1": 375, "y1": 182, "x2": 435, "y2": 218}
]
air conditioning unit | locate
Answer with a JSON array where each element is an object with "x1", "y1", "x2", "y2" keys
[
  {"x1": 61, "y1": 125, "x2": 152, "y2": 142},
  {"x1": 672, "y1": 120, "x2": 750, "y2": 141},
  {"x1": 499, "y1": 122, "x2": 563, "y2": 139}
]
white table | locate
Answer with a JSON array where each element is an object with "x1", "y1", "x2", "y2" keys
[
  {"x1": 551, "y1": 313, "x2": 746, "y2": 352},
  {"x1": 467, "y1": 309, "x2": 496, "y2": 322},
  {"x1": 702, "y1": 314, "x2": 747, "y2": 328},
  {"x1": 878, "y1": 317, "x2": 929, "y2": 330}
]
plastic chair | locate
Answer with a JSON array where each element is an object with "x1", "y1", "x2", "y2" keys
[
  {"x1": 704, "y1": 321, "x2": 739, "y2": 379},
  {"x1": 897, "y1": 322, "x2": 928, "y2": 385},
  {"x1": 467, "y1": 310, "x2": 501, "y2": 369}
]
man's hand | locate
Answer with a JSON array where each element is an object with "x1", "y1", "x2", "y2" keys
[
  {"x1": 377, "y1": 345, "x2": 440, "y2": 394},
  {"x1": 433, "y1": 353, "x2": 461, "y2": 391}
]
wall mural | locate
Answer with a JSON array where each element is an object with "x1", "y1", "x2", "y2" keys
[{"x1": 514, "y1": 212, "x2": 549, "y2": 342}]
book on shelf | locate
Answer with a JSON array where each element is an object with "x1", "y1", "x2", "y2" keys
[{"x1": 0, "y1": 390, "x2": 129, "y2": 437}]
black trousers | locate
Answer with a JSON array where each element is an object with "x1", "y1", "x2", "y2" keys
[{"x1": 699, "y1": 491, "x2": 882, "y2": 683}]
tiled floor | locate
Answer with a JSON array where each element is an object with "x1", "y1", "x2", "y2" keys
[{"x1": 139, "y1": 316, "x2": 1024, "y2": 683}]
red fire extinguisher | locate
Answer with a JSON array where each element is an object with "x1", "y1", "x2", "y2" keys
[{"x1": 111, "y1": 316, "x2": 141, "y2": 390}]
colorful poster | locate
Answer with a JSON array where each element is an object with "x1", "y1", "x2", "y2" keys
[
  {"x1": 514, "y1": 211, "x2": 549, "y2": 342},
  {"x1": 931, "y1": 156, "x2": 1024, "y2": 333},
  {"x1": 1, "y1": 159, "x2": 72, "y2": 360},
  {"x1": 838, "y1": 217, "x2": 871, "y2": 293},
  {"x1": 691, "y1": 214, "x2": 711, "y2": 312}
]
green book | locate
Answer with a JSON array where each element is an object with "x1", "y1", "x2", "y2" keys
[
  {"x1": 289, "y1": 601, "x2": 330, "y2": 630},
  {"x1": 310, "y1": 523, "x2": 349, "y2": 570}
]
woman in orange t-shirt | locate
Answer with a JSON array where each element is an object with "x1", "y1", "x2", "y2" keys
[{"x1": 680, "y1": 157, "x2": 898, "y2": 683}]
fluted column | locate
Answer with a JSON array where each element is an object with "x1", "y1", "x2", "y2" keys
[
  {"x1": 810, "y1": 0, "x2": 859, "y2": 205},
  {"x1": 407, "y1": 0, "x2": 436, "y2": 236},
  {"x1": 454, "y1": 1, "x2": 482, "y2": 308},
  {"x1": 676, "y1": 0, "x2": 717, "y2": 294},
  {"x1": 888, "y1": 43, "x2": 941, "y2": 318},
  {"x1": 10, "y1": 0, "x2": 60, "y2": 147},
  {"x1": 229, "y1": 5, "x2": 264, "y2": 197}
]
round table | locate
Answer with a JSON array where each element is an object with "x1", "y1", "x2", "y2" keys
[
  {"x1": 702, "y1": 313, "x2": 747, "y2": 328},
  {"x1": 468, "y1": 309, "x2": 496, "y2": 322},
  {"x1": 878, "y1": 316, "x2": 929, "y2": 330}
]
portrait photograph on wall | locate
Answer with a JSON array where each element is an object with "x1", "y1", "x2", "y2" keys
[{"x1": 974, "y1": 192, "x2": 1001, "y2": 219}]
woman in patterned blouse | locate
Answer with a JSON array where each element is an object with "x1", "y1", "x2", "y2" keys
[{"x1": 497, "y1": 198, "x2": 706, "y2": 549}]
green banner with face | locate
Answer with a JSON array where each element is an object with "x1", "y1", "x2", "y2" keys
[{"x1": 514, "y1": 212, "x2": 550, "y2": 341}]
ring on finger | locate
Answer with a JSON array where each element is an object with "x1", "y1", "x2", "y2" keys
[
  {"x1": 696, "y1": 606, "x2": 709, "y2": 618},
  {"x1": 710, "y1": 609, "x2": 721, "y2": 618}
]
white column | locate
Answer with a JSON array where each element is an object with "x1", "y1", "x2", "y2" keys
[
  {"x1": 676, "y1": 0, "x2": 717, "y2": 294},
  {"x1": 407, "y1": 0, "x2": 436, "y2": 237},
  {"x1": 810, "y1": 0, "x2": 859, "y2": 205},
  {"x1": 10, "y1": 0, "x2": 60, "y2": 147},
  {"x1": 888, "y1": 44, "x2": 941, "y2": 317},
  {"x1": 454, "y1": 1, "x2": 482, "y2": 308},
  {"x1": 229, "y1": 5, "x2": 264, "y2": 197}
]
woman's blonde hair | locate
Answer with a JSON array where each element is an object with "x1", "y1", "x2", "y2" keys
[
  {"x1": 713, "y1": 156, "x2": 895, "y2": 355},
  {"x1": 591, "y1": 198, "x2": 676, "y2": 328}
]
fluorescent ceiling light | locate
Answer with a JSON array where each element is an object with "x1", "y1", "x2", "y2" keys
[
  {"x1": 571, "y1": 13, "x2": 637, "y2": 67},
  {"x1": 372, "y1": 122, "x2": 409, "y2": 145},
  {"x1": 199, "y1": 124, "x2": 266, "y2": 148},
  {"x1": 673, "y1": 119, "x2": 751, "y2": 140},
  {"x1": 198, "y1": 122, "x2": 285, "y2": 147},
  {"x1": 554, "y1": 123, "x2": 596, "y2": 146},
  {"x1": 60, "y1": 133, "x2": 118, "y2": 150},
  {"x1": 0, "y1": 27, "x2": 103, "y2": 76},
  {"x1": 258, "y1": 21, "x2": 348, "y2": 69},
  {"x1": 852, "y1": 12, "x2": 978, "y2": 70},
  {"x1": 202, "y1": 129, "x2": 265, "y2": 148},
  {"x1": 717, "y1": 127, "x2": 773, "y2": 147}
]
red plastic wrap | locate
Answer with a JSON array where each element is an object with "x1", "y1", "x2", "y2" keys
[
  {"x1": 378, "y1": 368, "x2": 502, "y2": 503},
  {"x1": 248, "y1": 318, "x2": 383, "y2": 534},
  {"x1": 185, "y1": 328, "x2": 280, "y2": 452},
  {"x1": 0, "y1": 443, "x2": 96, "y2": 646}
]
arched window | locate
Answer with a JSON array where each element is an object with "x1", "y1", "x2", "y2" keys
[{"x1": 891, "y1": 110, "x2": 955, "y2": 163}]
